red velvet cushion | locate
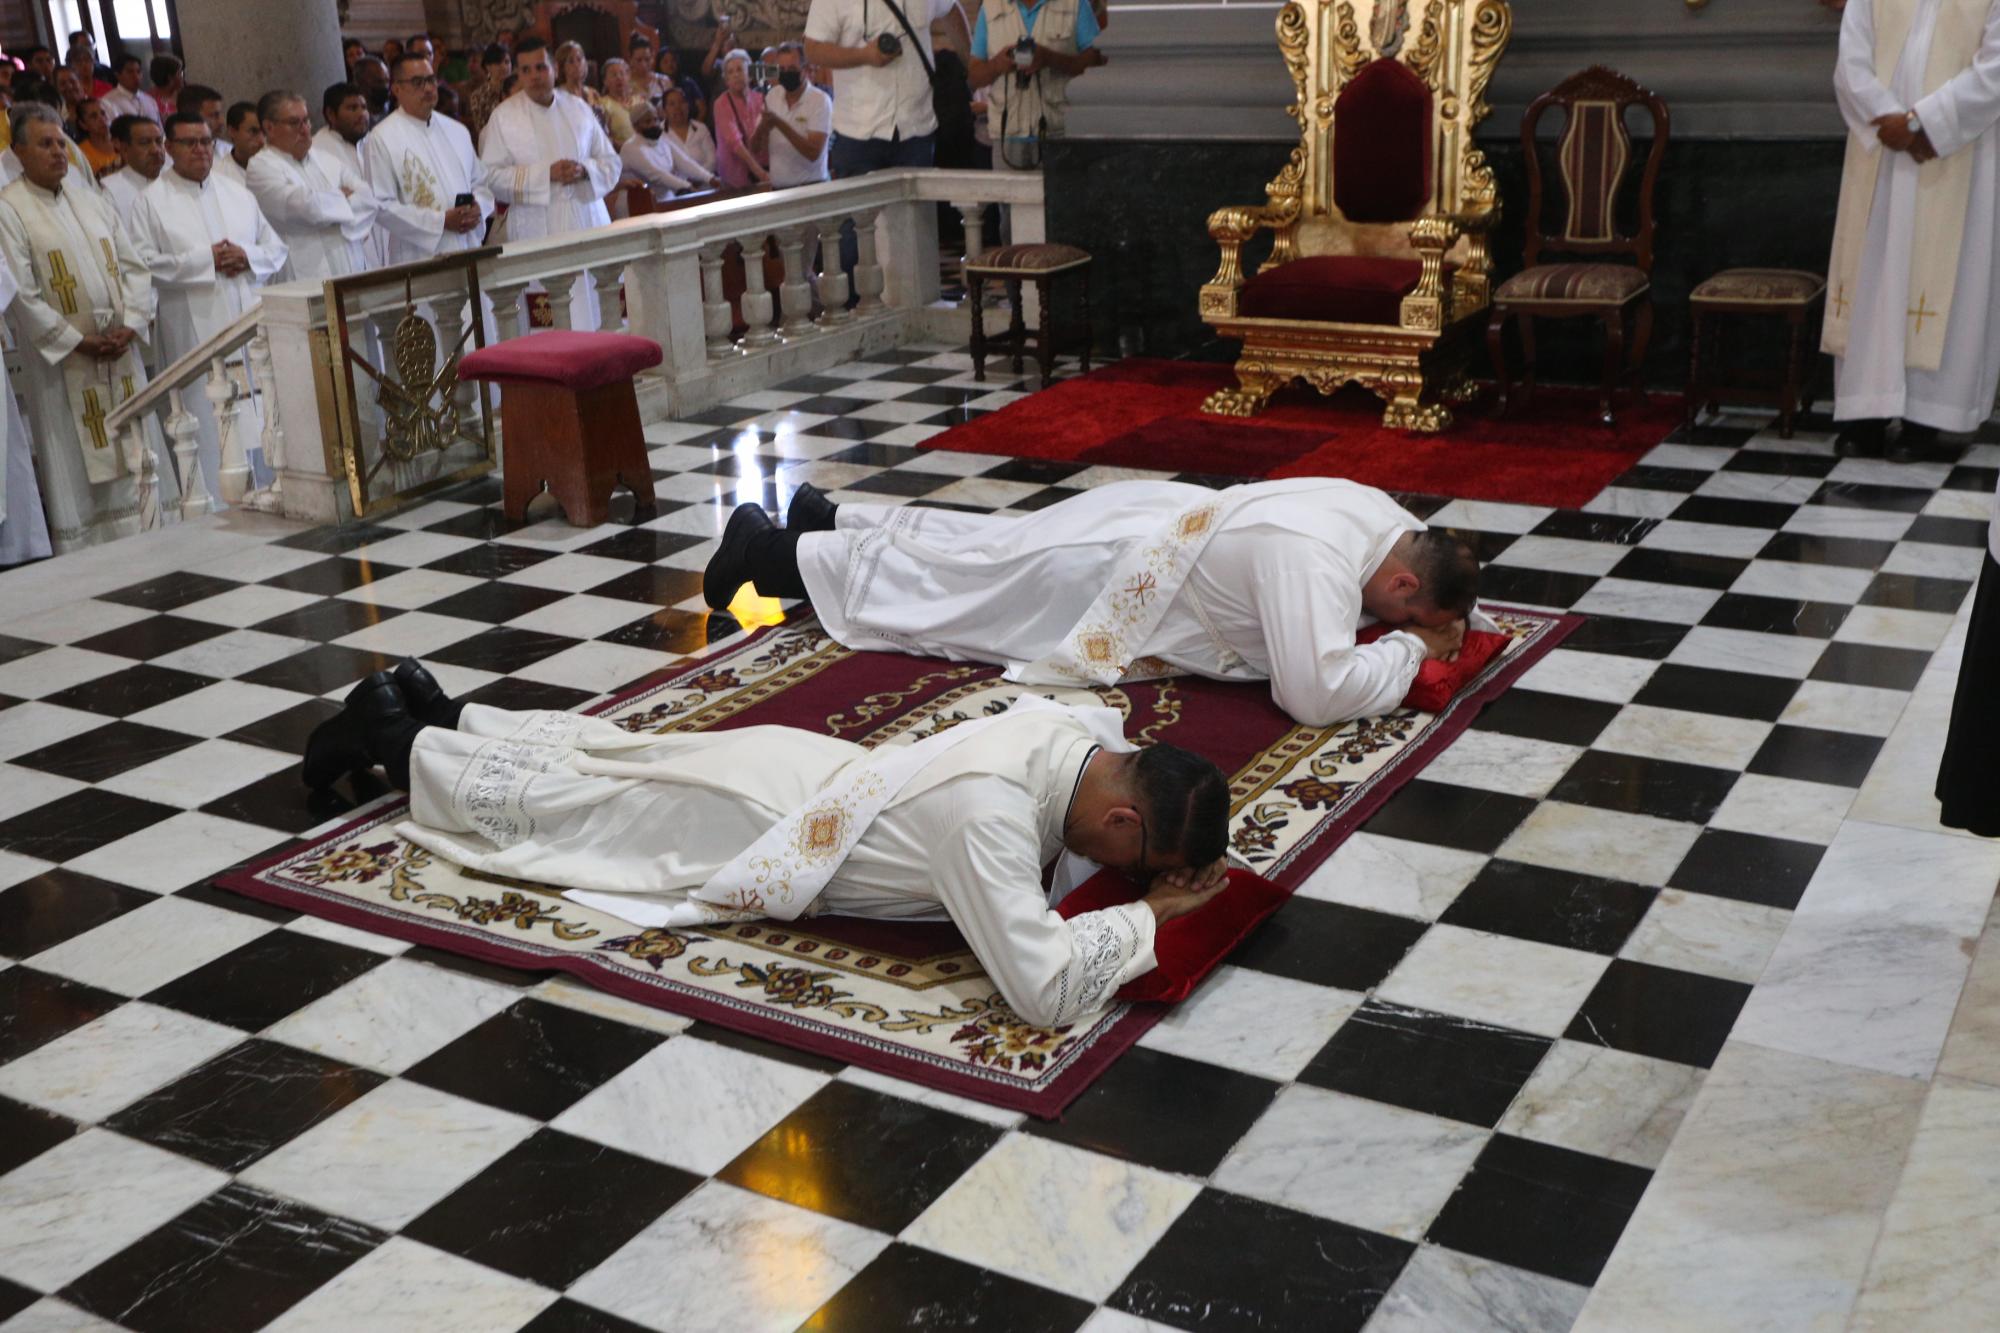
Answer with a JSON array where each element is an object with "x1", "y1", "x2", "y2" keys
[
  {"x1": 458, "y1": 330, "x2": 664, "y2": 392},
  {"x1": 1054, "y1": 868, "x2": 1288, "y2": 1003},
  {"x1": 1334, "y1": 58, "x2": 1433, "y2": 223},
  {"x1": 1357, "y1": 623, "x2": 1510, "y2": 712},
  {"x1": 1239, "y1": 256, "x2": 1455, "y2": 325}
]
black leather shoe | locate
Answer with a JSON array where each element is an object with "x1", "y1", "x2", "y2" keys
[
  {"x1": 1886, "y1": 422, "x2": 1947, "y2": 465},
  {"x1": 393, "y1": 659, "x2": 460, "y2": 729},
  {"x1": 705, "y1": 503, "x2": 774, "y2": 609},
  {"x1": 351, "y1": 674, "x2": 424, "y2": 791},
  {"x1": 786, "y1": 482, "x2": 839, "y2": 533},
  {"x1": 301, "y1": 671, "x2": 401, "y2": 790},
  {"x1": 1834, "y1": 419, "x2": 1887, "y2": 459}
]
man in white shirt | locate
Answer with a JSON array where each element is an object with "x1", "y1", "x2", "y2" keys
[
  {"x1": 215, "y1": 102, "x2": 261, "y2": 188},
  {"x1": 805, "y1": 0, "x2": 969, "y2": 176},
  {"x1": 99, "y1": 54, "x2": 157, "y2": 126},
  {"x1": 246, "y1": 90, "x2": 378, "y2": 281},
  {"x1": 751, "y1": 43, "x2": 832, "y2": 186},
  {"x1": 620, "y1": 99, "x2": 708, "y2": 199},
  {"x1": 99, "y1": 114, "x2": 164, "y2": 217},
  {"x1": 362, "y1": 54, "x2": 492, "y2": 264}
]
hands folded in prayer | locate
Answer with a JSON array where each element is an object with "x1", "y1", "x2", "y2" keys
[
  {"x1": 1407, "y1": 617, "x2": 1467, "y2": 663},
  {"x1": 1141, "y1": 857, "x2": 1232, "y2": 924},
  {"x1": 1874, "y1": 113, "x2": 1938, "y2": 162}
]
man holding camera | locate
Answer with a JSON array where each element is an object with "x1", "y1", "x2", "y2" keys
[
  {"x1": 804, "y1": 0, "x2": 970, "y2": 177},
  {"x1": 966, "y1": 0, "x2": 1105, "y2": 170}
]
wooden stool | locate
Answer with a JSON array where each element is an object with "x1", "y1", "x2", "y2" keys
[
  {"x1": 1687, "y1": 268, "x2": 1826, "y2": 439},
  {"x1": 459, "y1": 330, "x2": 663, "y2": 527},
  {"x1": 963, "y1": 243, "x2": 1093, "y2": 383}
]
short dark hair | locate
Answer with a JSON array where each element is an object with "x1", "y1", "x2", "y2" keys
[
  {"x1": 109, "y1": 112, "x2": 148, "y2": 143},
  {"x1": 162, "y1": 111, "x2": 207, "y2": 138},
  {"x1": 15, "y1": 78, "x2": 60, "y2": 110},
  {"x1": 177, "y1": 83, "x2": 221, "y2": 115},
  {"x1": 114, "y1": 53, "x2": 141, "y2": 74},
  {"x1": 628, "y1": 33, "x2": 654, "y2": 50},
  {"x1": 226, "y1": 100, "x2": 257, "y2": 129},
  {"x1": 1407, "y1": 528, "x2": 1481, "y2": 617},
  {"x1": 390, "y1": 52, "x2": 431, "y2": 79},
  {"x1": 20, "y1": 45, "x2": 49, "y2": 63},
  {"x1": 256, "y1": 90, "x2": 303, "y2": 125},
  {"x1": 322, "y1": 80, "x2": 361, "y2": 115},
  {"x1": 1129, "y1": 744, "x2": 1231, "y2": 870},
  {"x1": 343, "y1": 37, "x2": 364, "y2": 52},
  {"x1": 75, "y1": 96, "x2": 100, "y2": 119},
  {"x1": 482, "y1": 43, "x2": 509, "y2": 64},
  {"x1": 408, "y1": 32, "x2": 434, "y2": 45},
  {"x1": 148, "y1": 53, "x2": 180, "y2": 87},
  {"x1": 513, "y1": 36, "x2": 549, "y2": 58}
]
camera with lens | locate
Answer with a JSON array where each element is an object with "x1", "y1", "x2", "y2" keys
[
  {"x1": 1011, "y1": 33, "x2": 1035, "y2": 83},
  {"x1": 875, "y1": 31, "x2": 902, "y2": 57}
]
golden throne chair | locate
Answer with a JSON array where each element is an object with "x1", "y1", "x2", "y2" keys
[{"x1": 1198, "y1": 0, "x2": 1513, "y2": 432}]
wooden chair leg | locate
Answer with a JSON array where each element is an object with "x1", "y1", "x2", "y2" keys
[
  {"x1": 1781, "y1": 309, "x2": 1806, "y2": 438},
  {"x1": 1079, "y1": 273, "x2": 1093, "y2": 374},
  {"x1": 1519, "y1": 313, "x2": 1538, "y2": 408},
  {"x1": 1686, "y1": 308, "x2": 1705, "y2": 436},
  {"x1": 1007, "y1": 279, "x2": 1026, "y2": 375},
  {"x1": 1036, "y1": 277, "x2": 1055, "y2": 382},
  {"x1": 1485, "y1": 308, "x2": 1511, "y2": 417},
  {"x1": 969, "y1": 274, "x2": 988, "y2": 382},
  {"x1": 1600, "y1": 306, "x2": 1625, "y2": 428},
  {"x1": 1629, "y1": 300, "x2": 1654, "y2": 405}
]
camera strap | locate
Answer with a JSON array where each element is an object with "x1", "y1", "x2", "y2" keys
[{"x1": 878, "y1": 0, "x2": 938, "y2": 81}]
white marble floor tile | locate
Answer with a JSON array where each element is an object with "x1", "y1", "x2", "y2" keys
[
  {"x1": 186, "y1": 541, "x2": 326, "y2": 581},
  {"x1": 1729, "y1": 557, "x2": 1878, "y2": 604},
  {"x1": 1828, "y1": 456, "x2": 1952, "y2": 489},
  {"x1": 0, "y1": 1128, "x2": 226, "y2": 1291},
  {"x1": 1369, "y1": 1244, "x2": 1590, "y2": 1333},
  {"x1": 1498, "y1": 1038, "x2": 1703, "y2": 1170},
  {"x1": 2, "y1": 598, "x2": 154, "y2": 645},
  {"x1": 338, "y1": 530, "x2": 483, "y2": 569},
  {"x1": 847, "y1": 398, "x2": 955, "y2": 424},
  {"x1": 0, "y1": 765, "x2": 83, "y2": 823},
  {"x1": 914, "y1": 477, "x2": 1049, "y2": 509},
  {"x1": 876, "y1": 447, "x2": 1009, "y2": 476},
  {"x1": 1573, "y1": 1042, "x2": 1925, "y2": 1333},
  {"x1": 833, "y1": 1066, "x2": 1025, "y2": 1129},
  {"x1": 171, "y1": 583, "x2": 325, "y2": 628},
  {"x1": 1920, "y1": 486, "x2": 1992, "y2": 520},
  {"x1": 645, "y1": 418, "x2": 730, "y2": 445},
  {"x1": 128, "y1": 680, "x2": 312, "y2": 739},
  {"x1": 262, "y1": 1236, "x2": 557, "y2": 1333},
  {"x1": 1638, "y1": 519, "x2": 1775, "y2": 560},
  {"x1": 66, "y1": 811, "x2": 290, "y2": 894},
  {"x1": 1138, "y1": 965, "x2": 1362, "y2": 1081},
  {"x1": 1061, "y1": 465, "x2": 1175, "y2": 489},
  {"x1": 148, "y1": 627, "x2": 317, "y2": 679},
  {"x1": 1849, "y1": 1076, "x2": 2000, "y2": 1330},
  {"x1": 331, "y1": 611, "x2": 489, "y2": 659},
  {"x1": 1425, "y1": 499, "x2": 1554, "y2": 534},
  {"x1": 906, "y1": 1134, "x2": 1200, "y2": 1301},
  {"x1": 0, "y1": 1002, "x2": 242, "y2": 1121},
  {"x1": 264, "y1": 956, "x2": 519, "y2": 1073},
  {"x1": 1514, "y1": 647, "x2": 1659, "y2": 705},
  {"x1": 501, "y1": 592, "x2": 658, "y2": 640},
  {"x1": 0, "y1": 1297, "x2": 133, "y2": 1331},
  {"x1": 1708, "y1": 772, "x2": 1857, "y2": 843},
  {"x1": 282, "y1": 916, "x2": 413, "y2": 957},
  {"x1": 1076, "y1": 1311, "x2": 1181, "y2": 1333},
  {"x1": 1377, "y1": 923, "x2": 1611, "y2": 1037},
  {"x1": 1590, "y1": 703, "x2": 1773, "y2": 770},
  {"x1": 1846, "y1": 653, "x2": 1966, "y2": 836},
  {"x1": 1640, "y1": 442, "x2": 1733, "y2": 472},
  {"x1": 553, "y1": 1033, "x2": 831, "y2": 1174},
  {"x1": 98, "y1": 738, "x2": 299, "y2": 809},
  {"x1": 1415, "y1": 728, "x2": 1585, "y2": 799},
  {"x1": 372, "y1": 499, "x2": 479, "y2": 531},
  {"x1": 1619, "y1": 889, "x2": 1790, "y2": 985},
  {"x1": 493, "y1": 519, "x2": 640, "y2": 554},
  {"x1": 1780, "y1": 504, "x2": 1915, "y2": 543},
  {"x1": 1939, "y1": 896, "x2": 2000, "y2": 1089},
  {"x1": 241, "y1": 1079, "x2": 537, "y2": 1231},
  {"x1": 1778, "y1": 680, "x2": 1911, "y2": 737},
  {"x1": 567, "y1": 1181, "x2": 888, "y2": 1333},
  {"x1": 1497, "y1": 801, "x2": 1703, "y2": 887},
  {"x1": 1571, "y1": 578, "x2": 1723, "y2": 625},
  {"x1": 1833, "y1": 604, "x2": 1957, "y2": 651},
  {"x1": 1295, "y1": 831, "x2": 1490, "y2": 921},
  {"x1": 0, "y1": 702, "x2": 110, "y2": 761},
  {"x1": 0, "y1": 646, "x2": 129, "y2": 699},
  {"x1": 334, "y1": 567, "x2": 487, "y2": 611},
  {"x1": 1666, "y1": 625, "x2": 1828, "y2": 679},
  {"x1": 769, "y1": 461, "x2": 881, "y2": 493},
  {"x1": 654, "y1": 471, "x2": 762, "y2": 505},
  {"x1": 515, "y1": 641, "x2": 676, "y2": 695},
  {"x1": 0, "y1": 849, "x2": 52, "y2": 894},
  {"x1": 522, "y1": 974, "x2": 694, "y2": 1040},
  {"x1": 28, "y1": 893, "x2": 277, "y2": 993},
  {"x1": 1692, "y1": 470, "x2": 1825, "y2": 506},
  {"x1": 868, "y1": 422, "x2": 955, "y2": 447},
  {"x1": 1882, "y1": 539, "x2": 1985, "y2": 581},
  {"x1": 1583, "y1": 486, "x2": 1685, "y2": 520},
  {"x1": 1489, "y1": 535, "x2": 1631, "y2": 577},
  {"x1": 1212, "y1": 1084, "x2": 1488, "y2": 1241}
]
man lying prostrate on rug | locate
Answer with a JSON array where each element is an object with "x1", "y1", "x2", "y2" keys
[
  {"x1": 704, "y1": 477, "x2": 1483, "y2": 728},
  {"x1": 303, "y1": 660, "x2": 1234, "y2": 1030}
]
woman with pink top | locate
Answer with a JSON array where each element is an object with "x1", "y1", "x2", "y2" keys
[{"x1": 711, "y1": 48, "x2": 770, "y2": 189}]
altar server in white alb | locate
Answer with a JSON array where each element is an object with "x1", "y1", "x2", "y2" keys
[
  {"x1": 1826, "y1": 0, "x2": 2000, "y2": 462},
  {"x1": 246, "y1": 89, "x2": 378, "y2": 281},
  {"x1": 0, "y1": 104, "x2": 170, "y2": 551},
  {"x1": 362, "y1": 54, "x2": 493, "y2": 265},
  {"x1": 706, "y1": 478, "x2": 1480, "y2": 728},
  {"x1": 303, "y1": 663, "x2": 1234, "y2": 1030},
  {"x1": 478, "y1": 37, "x2": 619, "y2": 324},
  {"x1": 313, "y1": 80, "x2": 388, "y2": 270},
  {"x1": 130, "y1": 113, "x2": 288, "y2": 500}
]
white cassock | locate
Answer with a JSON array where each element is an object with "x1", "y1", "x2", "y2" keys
[
  {"x1": 360, "y1": 109, "x2": 493, "y2": 265},
  {"x1": 800, "y1": 478, "x2": 1432, "y2": 727},
  {"x1": 478, "y1": 90, "x2": 620, "y2": 327},
  {"x1": 246, "y1": 145, "x2": 378, "y2": 281},
  {"x1": 212, "y1": 152, "x2": 251, "y2": 189},
  {"x1": 0, "y1": 252, "x2": 54, "y2": 564},
  {"x1": 0, "y1": 176, "x2": 175, "y2": 551},
  {"x1": 313, "y1": 126, "x2": 386, "y2": 269},
  {"x1": 130, "y1": 170, "x2": 288, "y2": 498},
  {"x1": 397, "y1": 698, "x2": 1157, "y2": 1029},
  {"x1": 1829, "y1": 0, "x2": 2000, "y2": 431},
  {"x1": 97, "y1": 165, "x2": 150, "y2": 217}
]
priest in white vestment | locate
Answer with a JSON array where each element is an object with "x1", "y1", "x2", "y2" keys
[
  {"x1": 131, "y1": 114, "x2": 288, "y2": 500},
  {"x1": 97, "y1": 114, "x2": 164, "y2": 217},
  {"x1": 314, "y1": 82, "x2": 387, "y2": 270},
  {"x1": 477, "y1": 39, "x2": 621, "y2": 327},
  {"x1": 246, "y1": 90, "x2": 379, "y2": 282},
  {"x1": 707, "y1": 478, "x2": 1482, "y2": 728},
  {"x1": 214, "y1": 102, "x2": 262, "y2": 189},
  {"x1": 361, "y1": 56, "x2": 493, "y2": 265},
  {"x1": 0, "y1": 106, "x2": 172, "y2": 551},
  {"x1": 0, "y1": 250, "x2": 54, "y2": 564},
  {"x1": 309, "y1": 667, "x2": 1234, "y2": 1030},
  {"x1": 1826, "y1": 0, "x2": 2000, "y2": 460}
]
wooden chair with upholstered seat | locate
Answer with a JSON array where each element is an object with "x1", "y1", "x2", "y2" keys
[{"x1": 1487, "y1": 66, "x2": 1669, "y2": 427}]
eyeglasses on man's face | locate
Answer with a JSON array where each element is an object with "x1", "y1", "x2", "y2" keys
[
  {"x1": 396, "y1": 75, "x2": 438, "y2": 87},
  {"x1": 169, "y1": 136, "x2": 214, "y2": 149}
]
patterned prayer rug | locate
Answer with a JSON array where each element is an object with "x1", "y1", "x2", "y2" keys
[{"x1": 218, "y1": 606, "x2": 1578, "y2": 1116}]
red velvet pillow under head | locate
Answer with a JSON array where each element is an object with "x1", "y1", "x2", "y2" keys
[
  {"x1": 1334, "y1": 57, "x2": 1433, "y2": 223},
  {"x1": 1055, "y1": 868, "x2": 1288, "y2": 1003},
  {"x1": 458, "y1": 330, "x2": 664, "y2": 392},
  {"x1": 1357, "y1": 623, "x2": 1509, "y2": 712}
]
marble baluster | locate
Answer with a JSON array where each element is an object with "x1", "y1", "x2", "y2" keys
[
  {"x1": 739, "y1": 236, "x2": 779, "y2": 349},
  {"x1": 488, "y1": 281, "x2": 530, "y2": 343},
  {"x1": 167, "y1": 387, "x2": 214, "y2": 518},
  {"x1": 544, "y1": 275, "x2": 577, "y2": 332},
  {"x1": 852, "y1": 211, "x2": 886, "y2": 315},
  {"x1": 956, "y1": 201, "x2": 988, "y2": 268},
  {"x1": 700, "y1": 244, "x2": 735, "y2": 357},
  {"x1": 777, "y1": 226, "x2": 815, "y2": 339},
  {"x1": 207, "y1": 353, "x2": 249, "y2": 505},
  {"x1": 815, "y1": 225, "x2": 851, "y2": 327},
  {"x1": 590, "y1": 264, "x2": 626, "y2": 333},
  {"x1": 244, "y1": 330, "x2": 284, "y2": 512},
  {"x1": 121, "y1": 418, "x2": 162, "y2": 530}
]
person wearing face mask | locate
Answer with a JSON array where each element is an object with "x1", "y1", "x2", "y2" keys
[
  {"x1": 621, "y1": 98, "x2": 712, "y2": 199},
  {"x1": 748, "y1": 42, "x2": 831, "y2": 187}
]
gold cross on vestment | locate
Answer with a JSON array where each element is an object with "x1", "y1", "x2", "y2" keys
[
  {"x1": 1831, "y1": 282, "x2": 1849, "y2": 319},
  {"x1": 45, "y1": 250, "x2": 78, "y2": 315},
  {"x1": 98, "y1": 238, "x2": 117, "y2": 282},
  {"x1": 1909, "y1": 292, "x2": 1939, "y2": 335},
  {"x1": 80, "y1": 385, "x2": 108, "y2": 450}
]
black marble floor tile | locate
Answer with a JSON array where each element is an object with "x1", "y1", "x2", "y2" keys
[
  {"x1": 930, "y1": 405, "x2": 992, "y2": 427},
  {"x1": 1860, "y1": 572, "x2": 1974, "y2": 613},
  {"x1": 1359, "y1": 779, "x2": 1540, "y2": 854},
  {"x1": 406, "y1": 1127, "x2": 699, "y2": 1289},
  {"x1": 1173, "y1": 471, "x2": 1259, "y2": 489},
  {"x1": 1699, "y1": 593, "x2": 1850, "y2": 638},
  {"x1": 0, "y1": 787, "x2": 179, "y2": 860},
  {"x1": 399, "y1": 944, "x2": 543, "y2": 988},
  {"x1": 1614, "y1": 464, "x2": 1710, "y2": 493},
  {"x1": 418, "y1": 509, "x2": 555, "y2": 543},
  {"x1": 1475, "y1": 566, "x2": 1599, "y2": 609},
  {"x1": 0, "y1": 1093, "x2": 79, "y2": 1175},
  {"x1": 1566, "y1": 958, "x2": 1752, "y2": 1069},
  {"x1": 1631, "y1": 663, "x2": 1800, "y2": 721},
  {"x1": 459, "y1": 675, "x2": 598, "y2": 714},
  {"x1": 97, "y1": 570, "x2": 243, "y2": 611},
  {"x1": 403, "y1": 997, "x2": 666, "y2": 1120},
  {"x1": 1529, "y1": 510, "x2": 1659, "y2": 545},
  {"x1": 676, "y1": 1020, "x2": 846, "y2": 1075},
  {"x1": 0, "y1": 633, "x2": 47, "y2": 664},
  {"x1": 275, "y1": 521, "x2": 403, "y2": 554},
  {"x1": 803, "y1": 1242, "x2": 1093, "y2": 1333},
  {"x1": 1672, "y1": 495, "x2": 1796, "y2": 529},
  {"x1": 1945, "y1": 464, "x2": 2000, "y2": 492},
  {"x1": 577, "y1": 527, "x2": 705, "y2": 562},
  {"x1": 60, "y1": 1182, "x2": 385, "y2": 1332},
  {"x1": 1808, "y1": 640, "x2": 1933, "y2": 691},
  {"x1": 518, "y1": 1299, "x2": 659, "y2": 1333},
  {"x1": 1746, "y1": 724, "x2": 1886, "y2": 788},
  {"x1": 417, "y1": 580, "x2": 571, "y2": 624},
  {"x1": 1813, "y1": 481, "x2": 1933, "y2": 513},
  {"x1": 598, "y1": 609, "x2": 712, "y2": 654},
  {"x1": 1012, "y1": 484, "x2": 1088, "y2": 512},
  {"x1": 262, "y1": 556, "x2": 405, "y2": 597},
  {"x1": 436, "y1": 475, "x2": 505, "y2": 506},
  {"x1": 1669, "y1": 421, "x2": 1760, "y2": 448},
  {"x1": 253, "y1": 597, "x2": 405, "y2": 643},
  {"x1": 1607, "y1": 547, "x2": 1750, "y2": 590},
  {"x1": 1548, "y1": 749, "x2": 1738, "y2": 825},
  {"x1": 1470, "y1": 689, "x2": 1621, "y2": 748},
  {"x1": 0, "y1": 967, "x2": 126, "y2": 1062},
  {"x1": 718, "y1": 1081, "x2": 1002, "y2": 1232},
  {"x1": 1456, "y1": 529, "x2": 1521, "y2": 563},
  {"x1": 688, "y1": 450, "x2": 784, "y2": 477},
  {"x1": 1230, "y1": 897, "x2": 1430, "y2": 992},
  {"x1": 44, "y1": 663, "x2": 214, "y2": 717},
  {"x1": 427, "y1": 625, "x2": 580, "y2": 673},
  {"x1": 1025, "y1": 1046, "x2": 1280, "y2": 1177},
  {"x1": 891, "y1": 384, "x2": 994, "y2": 408},
  {"x1": 1557, "y1": 613, "x2": 1691, "y2": 661},
  {"x1": 424, "y1": 540, "x2": 559, "y2": 578},
  {"x1": 1299, "y1": 999, "x2": 1553, "y2": 1128},
  {"x1": 200, "y1": 767, "x2": 390, "y2": 836},
  {"x1": 105, "y1": 1039, "x2": 385, "y2": 1172},
  {"x1": 223, "y1": 697, "x2": 343, "y2": 756},
  {"x1": 590, "y1": 564, "x2": 707, "y2": 606},
  {"x1": 1439, "y1": 859, "x2": 1659, "y2": 954},
  {"x1": 871, "y1": 363, "x2": 965, "y2": 383},
  {"x1": 143, "y1": 931, "x2": 386, "y2": 1032},
  {"x1": 0, "y1": 868, "x2": 155, "y2": 957},
  {"x1": 1423, "y1": 1134, "x2": 1652, "y2": 1286},
  {"x1": 800, "y1": 415, "x2": 901, "y2": 442},
  {"x1": 175, "y1": 879, "x2": 298, "y2": 922},
  {"x1": 976, "y1": 457, "x2": 1088, "y2": 485},
  {"x1": 1113, "y1": 1188, "x2": 1414, "y2": 1333},
  {"x1": 0, "y1": 1277, "x2": 35, "y2": 1325},
  {"x1": 1670, "y1": 828, "x2": 1828, "y2": 910},
  {"x1": 12, "y1": 719, "x2": 194, "y2": 783},
  {"x1": 1723, "y1": 449, "x2": 1839, "y2": 477},
  {"x1": 237, "y1": 643, "x2": 399, "y2": 696},
  {"x1": 787, "y1": 393, "x2": 878, "y2": 416},
  {"x1": 841, "y1": 468, "x2": 960, "y2": 499},
  {"x1": 72, "y1": 614, "x2": 230, "y2": 660},
  {"x1": 1758, "y1": 531, "x2": 1897, "y2": 568}
]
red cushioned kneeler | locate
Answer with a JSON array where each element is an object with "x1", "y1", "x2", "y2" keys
[
  {"x1": 458, "y1": 331, "x2": 664, "y2": 527},
  {"x1": 1357, "y1": 623, "x2": 1509, "y2": 712},
  {"x1": 1055, "y1": 868, "x2": 1289, "y2": 1004}
]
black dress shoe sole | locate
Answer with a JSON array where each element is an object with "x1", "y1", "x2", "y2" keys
[
  {"x1": 302, "y1": 713, "x2": 369, "y2": 790},
  {"x1": 704, "y1": 505, "x2": 768, "y2": 610}
]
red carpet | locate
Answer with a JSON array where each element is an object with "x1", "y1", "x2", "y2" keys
[{"x1": 930, "y1": 359, "x2": 1682, "y2": 508}]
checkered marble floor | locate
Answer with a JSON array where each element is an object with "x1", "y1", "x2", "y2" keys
[{"x1": 0, "y1": 341, "x2": 1991, "y2": 1332}]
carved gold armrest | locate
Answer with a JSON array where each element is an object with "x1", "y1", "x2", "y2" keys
[
  {"x1": 1202, "y1": 202, "x2": 1296, "y2": 320},
  {"x1": 1400, "y1": 216, "x2": 1463, "y2": 332}
]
